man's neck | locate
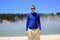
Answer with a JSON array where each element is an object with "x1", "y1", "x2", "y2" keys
[{"x1": 31, "y1": 12, "x2": 35, "y2": 14}]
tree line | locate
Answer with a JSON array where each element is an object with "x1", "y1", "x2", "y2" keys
[{"x1": 0, "y1": 12, "x2": 60, "y2": 22}]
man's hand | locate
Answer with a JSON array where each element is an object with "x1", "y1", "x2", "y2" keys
[
  {"x1": 26, "y1": 31, "x2": 28, "y2": 36},
  {"x1": 38, "y1": 30, "x2": 41, "y2": 35}
]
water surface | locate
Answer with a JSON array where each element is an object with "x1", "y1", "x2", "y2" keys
[{"x1": 0, "y1": 16, "x2": 60, "y2": 36}]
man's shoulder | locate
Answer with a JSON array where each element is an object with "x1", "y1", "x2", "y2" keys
[
  {"x1": 27, "y1": 13, "x2": 31, "y2": 17},
  {"x1": 36, "y1": 13, "x2": 40, "y2": 16},
  {"x1": 27, "y1": 13, "x2": 31, "y2": 16}
]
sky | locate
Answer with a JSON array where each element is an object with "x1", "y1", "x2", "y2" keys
[{"x1": 0, "y1": 0, "x2": 60, "y2": 14}]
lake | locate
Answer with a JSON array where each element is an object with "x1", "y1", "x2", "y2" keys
[{"x1": 0, "y1": 16, "x2": 60, "y2": 36}]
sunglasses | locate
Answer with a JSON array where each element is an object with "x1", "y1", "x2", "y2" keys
[{"x1": 31, "y1": 8, "x2": 35, "y2": 9}]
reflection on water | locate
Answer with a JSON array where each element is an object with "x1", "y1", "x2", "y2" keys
[
  {"x1": 0, "y1": 16, "x2": 60, "y2": 36},
  {"x1": 41, "y1": 16, "x2": 60, "y2": 35}
]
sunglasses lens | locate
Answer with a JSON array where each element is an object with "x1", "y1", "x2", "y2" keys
[{"x1": 31, "y1": 8, "x2": 35, "y2": 9}]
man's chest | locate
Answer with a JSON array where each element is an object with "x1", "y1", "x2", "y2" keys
[{"x1": 29, "y1": 15, "x2": 38, "y2": 20}]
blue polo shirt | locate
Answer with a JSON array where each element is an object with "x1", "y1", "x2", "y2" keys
[{"x1": 26, "y1": 13, "x2": 41, "y2": 31}]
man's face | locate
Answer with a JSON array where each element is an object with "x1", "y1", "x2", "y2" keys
[{"x1": 31, "y1": 7, "x2": 35, "y2": 13}]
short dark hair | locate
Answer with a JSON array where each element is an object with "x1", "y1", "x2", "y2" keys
[{"x1": 31, "y1": 5, "x2": 35, "y2": 9}]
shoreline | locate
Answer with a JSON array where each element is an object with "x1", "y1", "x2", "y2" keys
[{"x1": 0, "y1": 34, "x2": 60, "y2": 40}]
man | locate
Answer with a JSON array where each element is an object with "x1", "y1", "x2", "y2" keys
[{"x1": 26, "y1": 5, "x2": 41, "y2": 40}]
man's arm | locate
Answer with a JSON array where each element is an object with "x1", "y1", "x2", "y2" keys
[
  {"x1": 26, "y1": 15, "x2": 29, "y2": 31},
  {"x1": 37, "y1": 14, "x2": 41, "y2": 30}
]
